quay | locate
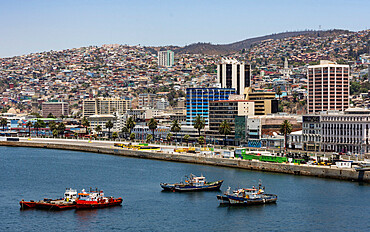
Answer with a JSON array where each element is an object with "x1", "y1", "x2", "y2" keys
[{"x1": 1, "y1": 138, "x2": 369, "y2": 183}]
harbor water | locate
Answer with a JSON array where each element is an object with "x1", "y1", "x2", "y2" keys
[{"x1": 1, "y1": 146, "x2": 369, "y2": 231}]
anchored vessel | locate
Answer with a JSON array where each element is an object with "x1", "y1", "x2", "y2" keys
[
  {"x1": 20, "y1": 188, "x2": 78, "y2": 210},
  {"x1": 75, "y1": 188, "x2": 123, "y2": 209},
  {"x1": 160, "y1": 174, "x2": 223, "y2": 192},
  {"x1": 217, "y1": 185, "x2": 277, "y2": 205}
]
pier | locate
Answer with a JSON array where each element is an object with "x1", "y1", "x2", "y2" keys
[{"x1": 1, "y1": 138, "x2": 369, "y2": 183}]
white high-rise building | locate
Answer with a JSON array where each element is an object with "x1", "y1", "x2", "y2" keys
[
  {"x1": 217, "y1": 59, "x2": 251, "y2": 95},
  {"x1": 158, "y1": 50, "x2": 174, "y2": 67}
]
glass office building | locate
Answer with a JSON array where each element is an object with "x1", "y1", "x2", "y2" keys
[{"x1": 186, "y1": 88, "x2": 235, "y2": 125}]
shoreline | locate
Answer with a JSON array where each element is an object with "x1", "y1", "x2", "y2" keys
[{"x1": 1, "y1": 139, "x2": 369, "y2": 183}]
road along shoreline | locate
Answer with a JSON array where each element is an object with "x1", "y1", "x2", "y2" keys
[{"x1": 1, "y1": 140, "x2": 369, "y2": 183}]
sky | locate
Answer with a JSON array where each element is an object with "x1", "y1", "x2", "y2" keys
[{"x1": 0, "y1": 0, "x2": 369, "y2": 58}]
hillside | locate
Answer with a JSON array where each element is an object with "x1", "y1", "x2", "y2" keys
[{"x1": 175, "y1": 30, "x2": 351, "y2": 55}]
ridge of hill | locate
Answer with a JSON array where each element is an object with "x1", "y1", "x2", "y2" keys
[{"x1": 174, "y1": 29, "x2": 351, "y2": 55}]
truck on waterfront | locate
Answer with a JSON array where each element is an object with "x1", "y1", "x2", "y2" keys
[{"x1": 234, "y1": 148, "x2": 305, "y2": 164}]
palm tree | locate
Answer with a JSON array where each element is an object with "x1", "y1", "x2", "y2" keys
[
  {"x1": 193, "y1": 115, "x2": 205, "y2": 137},
  {"x1": 82, "y1": 117, "x2": 90, "y2": 135},
  {"x1": 105, "y1": 120, "x2": 114, "y2": 139},
  {"x1": 126, "y1": 117, "x2": 136, "y2": 135},
  {"x1": 26, "y1": 121, "x2": 33, "y2": 137},
  {"x1": 183, "y1": 134, "x2": 190, "y2": 146},
  {"x1": 129, "y1": 132, "x2": 135, "y2": 141},
  {"x1": 280, "y1": 120, "x2": 292, "y2": 153},
  {"x1": 276, "y1": 86, "x2": 282, "y2": 111},
  {"x1": 146, "y1": 134, "x2": 153, "y2": 143},
  {"x1": 166, "y1": 133, "x2": 173, "y2": 145},
  {"x1": 170, "y1": 120, "x2": 181, "y2": 143},
  {"x1": 219, "y1": 120, "x2": 231, "y2": 146},
  {"x1": 121, "y1": 126, "x2": 129, "y2": 139},
  {"x1": 198, "y1": 136, "x2": 205, "y2": 146},
  {"x1": 112, "y1": 132, "x2": 118, "y2": 141},
  {"x1": 95, "y1": 125, "x2": 102, "y2": 137},
  {"x1": 148, "y1": 118, "x2": 158, "y2": 140},
  {"x1": 0, "y1": 118, "x2": 7, "y2": 131},
  {"x1": 49, "y1": 121, "x2": 57, "y2": 136}
]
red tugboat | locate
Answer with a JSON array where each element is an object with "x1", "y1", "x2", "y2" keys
[
  {"x1": 20, "y1": 188, "x2": 78, "y2": 210},
  {"x1": 75, "y1": 188, "x2": 123, "y2": 209}
]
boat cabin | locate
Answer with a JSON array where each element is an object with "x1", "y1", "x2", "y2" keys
[
  {"x1": 187, "y1": 174, "x2": 206, "y2": 186},
  {"x1": 64, "y1": 188, "x2": 78, "y2": 202},
  {"x1": 78, "y1": 189, "x2": 104, "y2": 202},
  {"x1": 229, "y1": 187, "x2": 265, "y2": 199}
]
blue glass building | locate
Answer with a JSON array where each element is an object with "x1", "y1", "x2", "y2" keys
[{"x1": 186, "y1": 88, "x2": 236, "y2": 125}]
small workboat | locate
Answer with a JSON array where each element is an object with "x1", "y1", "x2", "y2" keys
[
  {"x1": 20, "y1": 188, "x2": 78, "y2": 210},
  {"x1": 355, "y1": 163, "x2": 370, "y2": 171},
  {"x1": 75, "y1": 188, "x2": 123, "y2": 209},
  {"x1": 160, "y1": 174, "x2": 223, "y2": 192},
  {"x1": 217, "y1": 184, "x2": 277, "y2": 205}
]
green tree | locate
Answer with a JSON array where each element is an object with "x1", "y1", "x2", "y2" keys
[
  {"x1": 219, "y1": 120, "x2": 231, "y2": 146},
  {"x1": 276, "y1": 86, "x2": 282, "y2": 110},
  {"x1": 166, "y1": 133, "x2": 173, "y2": 144},
  {"x1": 129, "y1": 132, "x2": 136, "y2": 141},
  {"x1": 198, "y1": 136, "x2": 205, "y2": 145},
  {"x1": 0, "y1": 118, "x2": 7, "y2": 131},
  {"x1": 34, "y1": 120, "x2": 41, "y2": 136},
  {"x1": 170, "y1": 120, "x2": 181, "y2": 142},
  {"x1": 58, "y1": 122, "x2": 66, "y2": 138},
  {"x1": 193, "y1": 115, "x2": 205, "y2": 136},
  {"x1": 146, "y1": 134, "x2": 153, "y2": 143},
  {"x1": 47, "y1": 113, "x2": 55, "y2": 118},
  {"x1": 148, "y1": 118, "x2": 158, "y2": 140},
  {"x1": 82, "y1": 117, "x2": 90, "y2": 135},
  {"x1": 53, "y1": 129, "x2": 58, "y2": 138},
  {"x1": 95, "y1": 125, "x2": 102, "y2": 137},
  {"x1": 280, "y1": 120, "x2": 292, "y2": 152},
  {"x1": 121, "y1": 126, "x2": 129, "y2": 139},
  {"x1": 183, "y1": 134, "x2": 190, "y2": 146},
  {"x1": 49, "y1": 121, "x2": 57, "y2": 132},
  {"x1": 126, "y1": 117, "x2": 136, "y2": 135},
  {"x1": 112, "y1": 132, "x2": 118, "y2": 141},
  {"x1": 26, "y1": 121, "x2": 33, "y2": 137},
  {"x1": 105, "y1": 120, "x2": 114, "y2": 139}
]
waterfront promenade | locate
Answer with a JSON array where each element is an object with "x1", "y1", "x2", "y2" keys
[{"x1": 1, "y1": 138, "x2": 369, "y2": 183}]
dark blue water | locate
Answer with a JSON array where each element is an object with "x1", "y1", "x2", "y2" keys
[{"x1": 1, "y1": 147, "x2": 369, "y2": 231}]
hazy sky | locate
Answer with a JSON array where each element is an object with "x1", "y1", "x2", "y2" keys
[{"x1": 0, "y1": 0, "x2": 369, "y2": 57}]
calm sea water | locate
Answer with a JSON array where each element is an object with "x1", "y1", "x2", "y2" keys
[{"x1": 0, "y1": 146, "x2": 369, "y2": 232}]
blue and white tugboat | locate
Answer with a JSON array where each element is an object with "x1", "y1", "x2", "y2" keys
[
  {"x1": 160, "y1": 174, "x2": 223, "y2": 192},
  {"x1": 217, "y1": 184, "x2": 277, "y2": 205}
]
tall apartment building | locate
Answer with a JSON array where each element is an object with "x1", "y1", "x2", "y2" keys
[
  {"x1": 307, "y1": 60, "x2": 350, "y2": 114},
  {"x1": 83, "y1": 97, "x2": 131, "y2": 117},
  {"x1": 158, "y1": 50, "x2": 174, "y2": 67},
  {"x1": 217, "y1": 59, "x2": 251, "y2": 95},
  {"x1": 42, "y1": 102, "x2": 69, "y2": 118},
  {"x1": 138, "y1": 93, "x2": 158, "y2": 108},
  {"x1": 186, "y1": 88, "x2": 236, "y2": 125},
  {"x1": 208, "y1": 100, "x2": 254, "y2": 145}
]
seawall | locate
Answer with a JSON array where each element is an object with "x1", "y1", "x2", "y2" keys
[{"x1": 1, "y1": 141, "x2": 369, "y2": 183}]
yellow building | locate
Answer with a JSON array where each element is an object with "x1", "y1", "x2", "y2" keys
[{"x1": 244, "y1": 87, "x2": 278, "y2": 115}]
